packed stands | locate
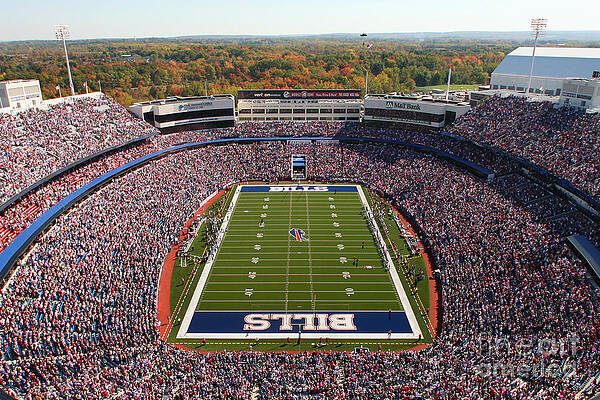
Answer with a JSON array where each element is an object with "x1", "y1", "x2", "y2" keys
[
  {"x1": 1, "y1": 92, "x2": 600, "y2": 398},
  {"x1": 0, "y1": 140, "x2": 598, "y2": 399},
  {"x1": 0, "y1": 94, "x2": 155, "y2": 204},
  {"x1": 447, "y1": 95, "x2": 600, "y2": 201},
  {"x1": 0, "y1": 143, "x2": 165, "y2": 253},
  {"x1": 2, "y1": 121, "x2": 500, "y2": 254}
]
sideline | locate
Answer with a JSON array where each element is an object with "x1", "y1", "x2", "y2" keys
[
  {"x1": 157, "y1": 188, "x2": 228, "y2": 339},
  {"x1": 390, "y1": 205, "x2": 441, "y2": 342},
  {"x1": 356, "y1": 185, "x2": 422, "y2": 340},
  {"x1": 176, "y1": 185, "x2": 243, "y2": 339}
]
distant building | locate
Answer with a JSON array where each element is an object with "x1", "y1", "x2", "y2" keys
[
  {"x1": 490, "y1": 47, "x2": 600, "y2": 96},
  {"x1": 129, "y1": 95, "x2": 235, "y2": 133},
  {"x1": 363, "y1": 93, "x2": 470, "y2": 128},
  {"x1": 237, "y1": 89, "x2": 361, "y2": 122},
  {"x1": 0, "y1": 80, "x2": 43, "y2": 113},
  {"x1": 559, "y1": 77, "x2": 600, "y2": 113}
]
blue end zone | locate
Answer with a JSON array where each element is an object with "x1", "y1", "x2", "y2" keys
[
  {"x1": 187, "y1": 311, "x2": 412, "y2": 334},
  {"x1": 241, "y1": 185, "x2": 358, "y2": 193}
]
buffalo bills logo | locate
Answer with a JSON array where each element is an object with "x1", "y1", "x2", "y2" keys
[{"x1": 290, "y1": 228, "x2": 309, "y2": 241}]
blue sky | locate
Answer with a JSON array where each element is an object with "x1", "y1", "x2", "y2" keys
[{"x1": 2, "y1": 0, "x2": 598, "y2": 41}]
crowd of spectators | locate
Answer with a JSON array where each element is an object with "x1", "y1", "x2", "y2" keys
[
  {"x1": 1, "y1": 119, "x2": 500, "y2": 254},
  {"x1": 0, "y1": 94, "x2": 155, "y2": 204},
  {"x1": 161, "y1": 121, "x2": 513, "y2": 173},
  {"x1": 0, "y1": 139, "x2": 598, "y2": 399},
  {"x1": 4, "y1": 95, "x2": 600, "y2": 258},
  {"x1": 2, "y1": 95, "x2": 600, "y2": 398},
  {"x1": 447, "y1": 95, "x2": 600, "y2": 201},
  {"x1": 0, "y1": 141, "x2": 164, "y2": 252}
]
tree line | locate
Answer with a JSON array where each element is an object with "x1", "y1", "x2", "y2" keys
[{"x1": 0, "y1": 38, "x2": 513, "y2": 105}]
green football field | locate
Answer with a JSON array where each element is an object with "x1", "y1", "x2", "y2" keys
[{"x1": 196, "y1": 186, "x2": 404, "y2": 313}]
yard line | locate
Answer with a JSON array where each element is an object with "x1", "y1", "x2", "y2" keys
[
  {"x1": 204, "y1": 290, "x2": 399, "y2": 293},
  {"x1": 212, "y1": 265, "x2": 382, "y2": 268},
  {"x1": 206, "y1": 281, "x2": 399, "y2": 285},
  {"x1": 228, "y1": 224, "x2": 368, "y2": 227},
  {"x1": 224, "y1": 234, "x2": 373, "y2": 238},
  {"x1": 210, "y1": 273, "x2": 390, "y2": 277},
  {"x1": 199, "y1": 299, "x2": 399, "y2": 303},
  {"x1": 211, "y1": 252, "x2": 376, "y2": 255},
  {"x1": 214, "y1": 258, "x2": 382, "y2": 262},
  {"x1": 285, "y1": 192, "x2": 292, "y2": 316},
  {"x1": 305, "y1": 191, "x2": 316, "y2": 314},
  {"x1": 231, "y1": 216, "x2": 360, "y2": 219}
]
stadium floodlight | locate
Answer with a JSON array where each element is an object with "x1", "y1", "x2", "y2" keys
[
  {"x1": 526, "y1": 18, "x2": 548, "y2": 96},
  {"x1": 53, "y1": 24, "x2": 76, "y2": 97},
  {"x1": 360, "y1": 33, "x2": 372, "y2": 96}
]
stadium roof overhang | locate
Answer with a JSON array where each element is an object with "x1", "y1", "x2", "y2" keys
[{"x1": 567, "y1": 235, "x2": 600, "y2": 282}]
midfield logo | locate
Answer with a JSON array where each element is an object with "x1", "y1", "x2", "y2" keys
[{"x1": 290, "y1": 228, "x2": 309, "y2": 242}]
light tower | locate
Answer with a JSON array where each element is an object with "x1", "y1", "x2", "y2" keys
[
  {"x1": 53, "y1": 24, "x2": 76, "y2": 97},
  {"x1": 359, "y1": 33, "x2": 371, "y2": 96},
  {"x1": 526, "y1": 18, "x2": 548, "y2": 95}
]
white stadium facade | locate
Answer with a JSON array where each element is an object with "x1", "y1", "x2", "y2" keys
[
  {"x1": 0, "y1": 80, "x2": 43, "y2": 112},
  {"x1": 490, "y1": 47, "x2": 600, "y2": 96},
  {"x1": 364, "y1": 94, "x2": 471, "y2": 128},
  {"x1": 129, "y1": 95, "x2": 236, "y2": 133}
]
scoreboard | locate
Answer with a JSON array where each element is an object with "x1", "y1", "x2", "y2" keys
[
  {"x1": 291, "y1": 154, "x2": 307, "y2": 179},
  {"x1": 238, "y1": 89, "x2": 361, "y2": 100},
  {"x1": 237, "y1": 89, "x2": 362, "y2": 122}
]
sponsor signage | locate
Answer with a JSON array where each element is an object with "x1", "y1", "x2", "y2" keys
[
  {"x1": 364, "y1": 115, "x2": 434, "y2": 126},
  {"x1": 287, "y1": 139, "x2": 313, "y2": 145},
  {"x1": 177, "y1": 102, "x2": 215, "y2": 111},
  {"x1": 384, "y1": 101, "x2": 422, "y2": 110},
  {"x1": 10, "y1": 94, "x2": 40, "y2": 101},
  {"x1": 238, "y1": 89, "x2": 362, "y2": 100}
]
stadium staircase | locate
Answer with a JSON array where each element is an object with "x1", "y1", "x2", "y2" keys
[
  {"x1": 525, "y1": 194, "x2": 553, "y2": 206},
  {"x1": 544, "y1": 209, "x2": 577, "y2": 222}
]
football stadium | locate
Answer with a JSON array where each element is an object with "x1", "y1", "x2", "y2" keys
[{"x1": 1, "y1": 16, "x2": 600, "y2": 400}]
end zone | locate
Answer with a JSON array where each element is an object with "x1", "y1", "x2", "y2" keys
[{"x1": 184, "y1": 310, "x2": 415, "y2": 340}]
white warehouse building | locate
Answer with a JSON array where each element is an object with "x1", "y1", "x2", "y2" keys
[{"x1": 490, "y1": 47, "x2": 600, "y2": 96}]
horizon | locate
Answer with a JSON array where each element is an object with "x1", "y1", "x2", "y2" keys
[
  {"x1": 2, "y1": 29, "x2": 600, "y2": 44},
  {"x1": 1, "y1": 0, "x2": 599, "y2": 42}
]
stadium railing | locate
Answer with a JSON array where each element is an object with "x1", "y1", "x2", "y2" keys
[{"x1": 567, "y1": 235, "x2": 600, "y2": 282}]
